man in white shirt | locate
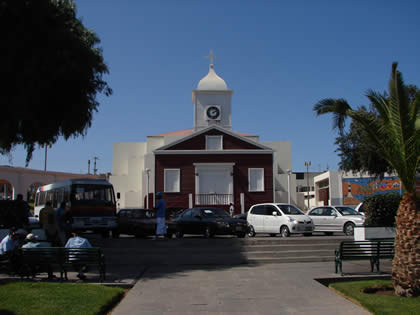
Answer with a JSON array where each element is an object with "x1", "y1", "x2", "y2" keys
[{"x1": 65, "y1": 232, "x2": 92, "y2": 280}]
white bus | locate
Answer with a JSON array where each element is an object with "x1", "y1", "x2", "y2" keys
[{"x1": 34, "y1": 178, "x2": 117, "y2": 237}]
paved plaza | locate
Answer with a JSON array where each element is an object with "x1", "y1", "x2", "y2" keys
[{"x1": 111, "y1": 260, "x2": 391, "y2": 315}]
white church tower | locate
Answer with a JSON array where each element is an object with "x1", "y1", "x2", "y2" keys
[{"x1": 192, "y1": 51, "x2": 233, "y2": 131}]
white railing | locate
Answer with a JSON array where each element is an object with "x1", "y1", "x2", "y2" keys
[{"x1": 195, "y1": 194, "x2": 233, "y2": 205}]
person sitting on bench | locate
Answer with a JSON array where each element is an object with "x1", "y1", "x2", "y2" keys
[{"x1": 65, "y1": 232, "x2": 92, "y2": 280}]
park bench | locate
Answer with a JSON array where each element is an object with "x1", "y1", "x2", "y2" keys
[
  {"x1": 20, "y1": 247, "x2": 64, "y2": 279},
  {"x1": 335, "y1": 239, "x2": 394, "y2": 275},
  {"x1": 63, "y1": 247, "x2": 106, "y2": 282},
  {"x1": 19, "y1": 247, "x2": 106, "y2": 282}
]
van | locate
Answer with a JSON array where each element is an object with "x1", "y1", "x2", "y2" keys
[{"x1": 247, "y1": 203, "x2": 314, "y2": 237}]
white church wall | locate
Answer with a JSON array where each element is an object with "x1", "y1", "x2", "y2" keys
[
  {"x1": 112, "y1": 142, "x2": 146, "y2": 175},
  {"x1": 125, "y1": 191, "x2": 141, "y2": 208},
  {"x1": 127, "y1": 157, "x2": 143, "y2": 192},
  {"x1": 262, "y1": 141, "x2": 292, "y2": 174},
  {"x1": 146, "y1": 137, "x2": 165, "y2": 153}
]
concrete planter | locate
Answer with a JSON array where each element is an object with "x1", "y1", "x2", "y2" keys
[{"x1": 354, "y1": 226, "x2": 395, "y2": 241}]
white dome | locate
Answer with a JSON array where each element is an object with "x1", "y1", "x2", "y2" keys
[{"x1": 197, "y1": 64, "x2": 228, "y2": 91}]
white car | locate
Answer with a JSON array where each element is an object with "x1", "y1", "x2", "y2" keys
[
  {"x1": 247, "y1": 203, "x2": 314, "y2": 237},
  {"x1": 307, "y1": 206, "x2": 365, "y2": 236}
]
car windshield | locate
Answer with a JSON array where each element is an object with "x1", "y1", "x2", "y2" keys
[
  {"x1": 201, "y1": 208, "x2": 229, "y2": 217},
  {"x1": 277, "y1": 205, "x2": 304, "y2": 215},
  {"x1": 336, "y1": 207, "x2": 362, "y2": 216}
]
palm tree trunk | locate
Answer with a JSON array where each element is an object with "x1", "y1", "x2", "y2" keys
[{"x1": 392, "y1": 192, "x2": 420, "y2": 297}]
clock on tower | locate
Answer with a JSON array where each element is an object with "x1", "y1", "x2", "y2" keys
[{"x1": 206, "y1": 105, "x2": 221, "y2": 120}]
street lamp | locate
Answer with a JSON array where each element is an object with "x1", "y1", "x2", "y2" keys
[
  {"x1": 286, "y1": 169, "x2": 291, "y2": 204},
  {"x1": 145, "y1": 168, "x2": 150, "y2": 209},
  {"x1": 304, "y1": 161, "x2": 311, "y2": 210}
]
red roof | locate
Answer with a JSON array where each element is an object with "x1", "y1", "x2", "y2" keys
[{"x1": 150, "y1": 129, "x2": 255, "y2": 137}]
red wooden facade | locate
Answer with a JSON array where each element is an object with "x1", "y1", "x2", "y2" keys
[{"x1": 152, "y1": 128, "x2": 274, "y2": 213}]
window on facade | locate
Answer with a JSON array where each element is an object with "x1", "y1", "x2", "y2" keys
[
  {"x1": 206, "y1": 135, "x2": 223, "y2": 150},
  {"x1": 296, "y1": 172, "x2": 304, "y2": 180},
  {"x1": 249, "y1": 168, "x2": 264, "y2": 192},
  {"x1": 164, "y1": 169, "x2": 180, "y2": 193}
]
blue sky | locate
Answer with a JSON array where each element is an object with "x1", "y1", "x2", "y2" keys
[{"x1": 1, "y1": 0, "x2": 420, "y2": 173}]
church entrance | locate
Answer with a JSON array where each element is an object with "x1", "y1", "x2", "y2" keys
[{"x1": 194, "y1": 163, "x2": 233, "y2": 205}]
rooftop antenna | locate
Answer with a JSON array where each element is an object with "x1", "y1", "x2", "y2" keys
[{"x1": 93, "y1": 156, "x2": 99, "y2": 175}]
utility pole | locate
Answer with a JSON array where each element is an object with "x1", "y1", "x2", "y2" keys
[
  {"x1": 93, "y1": 157, "x2": 99, "y2": 175},
  {"x1": 44, "y1": 145, "x2": 48, "y2": 172},
  {"x1": 88, "y1": 160, "x2": 91, "y2": 174},
  {"x1": 304, "y1": 161, "x2": 311, "y2": 210}
]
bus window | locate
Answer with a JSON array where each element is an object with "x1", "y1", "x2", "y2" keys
[
  {"x1": 72, "y1": 185, "x2": 114, "y2": 204},
  {"x1": 39, "y1": 191, "x2": 46, "y2": 206}
]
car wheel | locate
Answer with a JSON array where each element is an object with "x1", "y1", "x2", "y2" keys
[
  {"x1": 101, "y1": 231, "x2": 110, "y2": 238},
  {"x1": 237, "y1": 233, "x2": 246, "y2": 238},
  {"x1": 280, "y1": 226, "x2": 290, "y2": 237},
  {"x1": 248, "y1": 225, "x2": 256, "y2": 237},
  {"x1": 204, "y1": 226, "x2": 213, "y2": 238},
  {"x1": 324, "y1": 232, "x2": 334, "y2": 236},
  {"x1": 344, "y1": 222, "x2": 355, "y2": 236},
  {"x1": 175, "y1": 230, "x2": 184, "y2": 238},
  {"x1": 165, "y1": 232, "x2": 173, "y2": 239},
  {"x1": 269, "y1": 234, "x2": 277, "y2": 237},
  {"x1": 111, "y1": 230, "x2": 120, "y2": 238}
]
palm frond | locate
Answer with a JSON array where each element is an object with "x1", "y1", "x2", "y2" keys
[{"x1": 313, "y1": 98, "x2": 351, "y2": 133}]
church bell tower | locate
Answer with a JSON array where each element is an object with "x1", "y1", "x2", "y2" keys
[{"x1": 192, "y1": 51, "x2": 233, "y2": 131}]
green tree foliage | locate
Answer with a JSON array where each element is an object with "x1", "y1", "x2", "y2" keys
[
  {"x1": 363, "y1": 193, "x2": 401, "y2": 227},
  {"x1": 0, "y1": 0, "x2": 112, "y2": 165}
]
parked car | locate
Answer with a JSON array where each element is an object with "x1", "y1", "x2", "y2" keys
[
  {"x1": 354, "y1": 202, "x2": 365, "y2": 215},
  {"x1": 247, "y1": 203, "x2": 314, "y2": 237},
  {"x1": 173, "y1": 207, "x2": 248, "y2": 238},
  {"x1": 115, "y1": 208, "x2": 176, "y2": 238},
  {"x1": 307, "y1": 206, "x2": 365, "y2": 236}
]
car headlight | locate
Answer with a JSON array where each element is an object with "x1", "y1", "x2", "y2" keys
[{"x1": 288, "y1": 217, "x2": 297, "y2": 223}]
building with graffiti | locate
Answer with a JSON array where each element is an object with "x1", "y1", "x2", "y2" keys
[{"x1": 313, "y1": 171, "x2": 403, "y2": 206}]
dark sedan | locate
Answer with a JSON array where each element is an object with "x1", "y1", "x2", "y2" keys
[
  {"x1": 115, "y1": 208, "x2": 176, "y2": 238},
  {"x1": 173, "y1": 207, "x2": 248, "y2": 238}
]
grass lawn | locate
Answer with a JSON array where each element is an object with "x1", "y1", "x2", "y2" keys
[
  {"x1": 329, "y1": 279, "x2": 420, "y2": 315},
  {"x1": 0, "y1": 282, "x2": 125, "y2": 315}
]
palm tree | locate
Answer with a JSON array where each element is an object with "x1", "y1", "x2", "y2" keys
[{"x1": 314, "y1": 62, "x2": 420, "y2": 297}]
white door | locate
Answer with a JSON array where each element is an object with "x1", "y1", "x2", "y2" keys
[
  {"x1": 263, "y1": 205, "x2": 281, "y2": 234},
  {"x1": 195, "y1": 164, "x2": 233, "y2": 205}
]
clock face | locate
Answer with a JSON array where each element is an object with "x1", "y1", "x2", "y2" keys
[{"x1": 206, "y1": 106, "x2": 220, "y2": 119}]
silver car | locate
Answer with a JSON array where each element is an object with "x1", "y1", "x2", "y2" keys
[{"x1": 307, "y1": 206, "x2": 365, "y2": 236}]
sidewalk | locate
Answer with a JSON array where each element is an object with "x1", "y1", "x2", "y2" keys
[{"x1": 111, "y1": 260, "x2": 392, "y2": 315}]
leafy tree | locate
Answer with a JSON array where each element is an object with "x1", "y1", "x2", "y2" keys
[
  {"x1": 314, "y1": 63, "x2": 420, "y2": 297},
  {"x1": 334, "y1": 86, "x2": 419, "y2": 176},
  {"x1": 0, "y1": 0, "x2": 112, "y2": 165},
  {"x1": 334, "y1": 108, "x2": 393, "y2": 176}
]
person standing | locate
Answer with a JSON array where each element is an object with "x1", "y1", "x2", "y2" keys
[
  {"x1": 39, "y1": 201, "x2": 57, "y2": 245},
  {"x1": 154, "y1": 192, "x2": 166, "y2": 240},
  {"x1": 229, "y1": 203, "x2": 235, "y2": 217}
]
